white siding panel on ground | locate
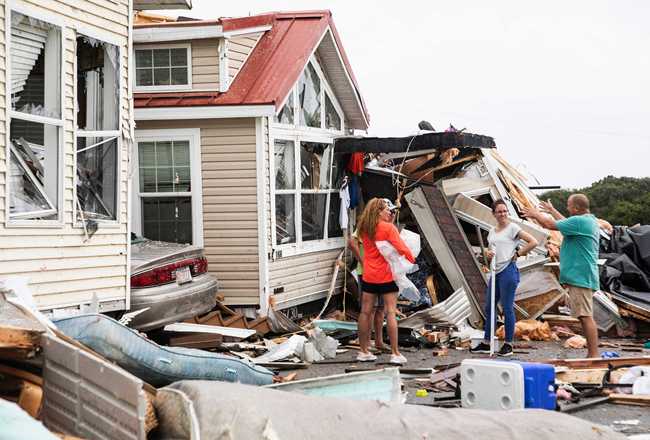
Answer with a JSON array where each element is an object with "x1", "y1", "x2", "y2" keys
[
  {"x1": 191, "y1": 38, "x2": 219, "y2": 90},
  {"x1": 0, "y1": 0, "x2": 131, "y2": 314},
  {"x1": 227, "y1": 32, "x2": 261, "y2": 82},
  {"x1": 136, "y1": 118, "x2": 260, "y2": 306}
]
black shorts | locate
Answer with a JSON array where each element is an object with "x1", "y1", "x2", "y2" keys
[{"x1": 362, "y1": 279, "x2": 398, "y2": 295}]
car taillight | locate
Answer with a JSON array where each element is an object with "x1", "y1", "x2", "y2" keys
[{"x1": 131, "y1": 257, "x2": 209, "y2": 288}]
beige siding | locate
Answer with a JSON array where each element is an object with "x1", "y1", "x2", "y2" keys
[
  {"x1": 0, "y1": 0, "x2": 131, "y2": 312},
  {"x1": 191, "y1": 38, "x2": 219, "y2": 90},
  {"x1": 269, "y1": 248, "x2": 344, "y2": 310},
  {"x1": 136, "y1": 118, "x2": 260, "y2": 306},
  {"x1": 228, "y1": 32, "x2": 262, "y2": 81}
]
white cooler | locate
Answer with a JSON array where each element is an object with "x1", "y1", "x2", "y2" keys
[{"x1": 460, "y1": 359, "x2": 525, "y2": 410}]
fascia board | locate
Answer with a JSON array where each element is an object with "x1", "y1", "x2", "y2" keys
[
  {"x1": 134, "y1": 25, "x2": 223, "y2": 43},
  {"x1": 135, "y1": 105, "x2": 275, "y2": 120}
]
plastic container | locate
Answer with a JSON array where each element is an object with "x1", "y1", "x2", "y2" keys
[{"x1": 461, "y1": 359, "x2": 555, "y2": 410}]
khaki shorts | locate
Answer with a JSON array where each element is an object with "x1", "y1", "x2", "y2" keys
[{"x1": 566, "y1": 285, "x2": 594, "y2": 318}]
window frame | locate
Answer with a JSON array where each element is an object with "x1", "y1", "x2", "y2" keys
[
  {"x1": 5, "y1": 4, "x2": 66, "y2": 228},
  {"x1": 269, "y1": 131, "x2": 345, "y2": 258},
  {"x1": 73, "y1": 26, "x2": 123, "y2": 227},
  {"x1": 133, "y1": 43, "x2": 193, "y2": 93},
  {"x1": 133, "y1": 129, "x2": 204, "y2": 247},
  {"x1": 273, "y1": 56, "x2": 345, "y2": 136},
  {"x1": 269, "y1": 56, "x2": 347, "y2": 257}
]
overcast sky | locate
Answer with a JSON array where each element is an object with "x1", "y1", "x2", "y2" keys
[{"x1": 159, "y1": 0, "x2": 650, "y2": 189}]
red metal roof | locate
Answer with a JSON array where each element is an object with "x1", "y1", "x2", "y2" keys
[{"x1": 134, "y1": 10, "x2": 369, "y2": 128}]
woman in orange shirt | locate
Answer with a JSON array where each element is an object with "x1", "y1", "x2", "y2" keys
[{"x1": 356, "y1": 198, "x2": 415, "y2": 364}]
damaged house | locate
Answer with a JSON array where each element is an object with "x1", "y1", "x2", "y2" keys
[
  {"x1": 132, "y1": 11, "x2": 369, "y2": 313},
  {"x1": 0, "y1": 0, "x2": 138, "y2": 318}
]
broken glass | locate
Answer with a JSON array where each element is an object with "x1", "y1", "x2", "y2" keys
[
  {"x1": 9, "y1": 119, "x2": 59, "y2": 220},
  {"x1": 298, "y1": 62, "x2": 321, "y2": 128},
  {"x1": 76, "y1": 35, "x2": 119, "y2": 131},
  {"x1": 275, "y1": 194, "x2": 296, "y2": 244},
  {"x1": 8, "y1": 149, "x2": 56, "y2": 220},
  {"x1": 10, "y1": 11, "x2": 62, "y2": 119},
  {"x1": 77, "y1": 137, "x2": 118, "y2": 220},
  {"x1": 328, "y1": 193, "x2": 343, "y2": 238},
  {"x1": 274, "y1": 92, "x2": 294, "y2": 124},
  {"x1": 274, "y1": 139, "x2": 295, "y2": 190},
  {"x1": 301, "y1": 194, "x2": 327, "y2": 241},
  {"x1": 325, "y1": 93, "x2": 341, "y2": 131},
  {"x1": 300, "y1": 142, "x2": 332, "y2": 190}
]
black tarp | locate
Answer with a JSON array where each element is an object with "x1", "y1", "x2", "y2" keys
[
  {"x1": 333, "y1": 131, "x2": 495, "y2": 154},
  {"x1": 600, "y1": 225, "x2": 650, "y2": 308}
]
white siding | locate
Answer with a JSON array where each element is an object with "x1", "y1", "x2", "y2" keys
[
  {"x1": 227, "y1": 32, "x2": 261, "y2": 82},
  {"x1": 269, "y1": 248, "x2": 344, "y2": 310},
  {"x1": 136, "y1": 118, "x2": 261, "y2": 306},
  {"x1": 0, "y1": 0, "x2": 131, "y2": 312}
]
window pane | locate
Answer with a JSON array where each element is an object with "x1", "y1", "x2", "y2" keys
[
  {"x1": 301, "y1": 194, "x2": 326, "y2": 241},
  {"x1": 275, "y1": 194, "x2": 296, "y2": 244},
  {"x1": 274, "y1": 92, "x2": 294, "y2": 124},
  {"x1": 156, "y1": 141, "x2": 172, "y2": 166},
  {"x1": 140, "y1": 168, "x2": 156, "y2": 193},
  {"x1": 153, "y1": 49, "x2": 170, "y2": 67},
  {"x1": 170, "y1": 48, "x2": 187, "y2": 66},
  {"x1": 139, "y1": 142, "x2": 155, "y2": 166},
  {"x1": 173, "y1": 141, "x2": 190, "y2": 166},
  {"x1": 136, "y1": 69, "x2": 153, "y2": 86},
  {"x1": 157, "y1": 167, "x2": 174, "y2": 192},
  {"x1": 9, "y1": 120, "x2": 59, "y2": 219},
  {"x1": 175, "y1": 166, "x2": 191, "y2": 192},
  {"x1": 77, "y1": 137, "x2": 118, "y2": 220},
  {"x1": 274, "y1": 139, "x2": 295, "y2": 190},
  {"x1": 300, "y1": 142, "x2": 331, "y2": 190},
  {"x1": 328, "y1": 193, "x2": 343, "y2": 238},
  {"x1": 135, "y1": 49, "x2": 152, "y2": 68},
  {"x1": 76, "y1": 36, "x2": 119, "y2": 131},
  {"x1": 10, "y1": 12, "x2": 62, "y2": 119},
  {"x1": 298, "y1": 63, "x2": 321, "y2": 128},
  {"x1": 143, "y1": 197, "x2": 192, "y2": 244},
  {"x1": 153, "y1": 67, "x2": 170, "y2": 86},
  {"x1": 325, "y1": 93, "x2": 341, "y2": 131},
  {"x1": 171, "y1": 67, "x2": 188, "y2": 85}
]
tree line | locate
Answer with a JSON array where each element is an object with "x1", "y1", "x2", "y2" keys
[{"x1": 539, "y1": 176, "x2": 650, "y2": 226}]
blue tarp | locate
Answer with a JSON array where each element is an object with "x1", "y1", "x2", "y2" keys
[{"x1": 54, "y1": 314, "x2": 274, "y2": 387}]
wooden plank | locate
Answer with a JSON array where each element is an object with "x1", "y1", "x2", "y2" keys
[
  {"x1": 609, "y1": 394, "x2": 650, "y2": 407},
  {"x1": 543, "y1": 356, "x2": 650, "y2": 369},
  {"x1": 0, "y1": 325, "x2": 42, "y2": 359}
]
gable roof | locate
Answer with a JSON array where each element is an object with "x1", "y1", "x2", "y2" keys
[{"x1": 133, "y1": 10, "x2": 370, "y2": 129}]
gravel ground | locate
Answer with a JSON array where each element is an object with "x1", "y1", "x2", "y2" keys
[{"x1": 278, "y1": 339, "x2": 650, "y2": 436}]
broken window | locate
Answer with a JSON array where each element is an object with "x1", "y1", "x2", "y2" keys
[
  {"x1": 274, "y1": 91, "x2": 294, "y2": 125},
  {"x1": 301, "y1": 194, "x2": 327, "y2": 241},
  {"x1": 76, "y1": 137, "x2": 118, "y2": 221},
  {"x1": 76, "y1": 32, "x2": 121, "y2": 223},
  {"x1": 137, "y1": 139, "x2": 194, "y2": 244},
  {"x1": 325, "y1": 93, "x2": 341, "y2": 131},
  {"x1": 275, "y1": 194, "x2": 296, "y2": 245},
  {"x1": 76, "y1": 36, "x2": 119, "y2": 131},
  {"x1": 298, "y1": 62, "x2": 321, "y2": 128},
  {"x1": 274, "y1": 139, "x2": 295, "y2": 190},
  {"x1": 273, "y1": 139, "x2": 341, "y2": 247},
  {"x1": 135, "y1": 47, "x2": 189, "y2": 87},
  {"x1": 8, "y1": 12, "x2": 62, "y2": 221}
]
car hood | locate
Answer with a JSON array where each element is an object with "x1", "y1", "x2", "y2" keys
[{"x1": 131, "y1": 240, "x2": 204, "y2": 274}]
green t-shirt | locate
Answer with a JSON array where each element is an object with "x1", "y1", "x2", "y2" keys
[{"x1": 556, "y1": 214, "x2": 600, "y2": 291}]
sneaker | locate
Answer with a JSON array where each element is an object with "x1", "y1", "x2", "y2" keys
[
  {"x1": 497, "y1": 343, "x2": 513, "y2": 357},
  {"x1": 356, "y1": 352, "x2": 377, "y2": 362},
  {"x1": 469, "y1": 341, "x2": 491, "y2": 354},
  {"x1": 389, "y1": 354, "x2": 408, "y2": 365}
]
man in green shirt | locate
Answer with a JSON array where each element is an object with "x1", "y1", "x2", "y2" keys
[{"x1": 523, "y1": 194, "x2": 600, "y2": 358}]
